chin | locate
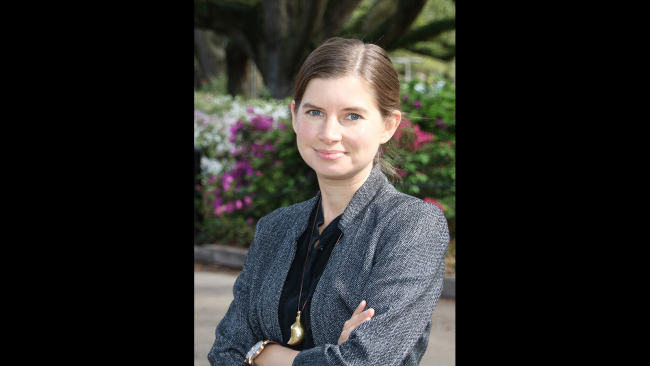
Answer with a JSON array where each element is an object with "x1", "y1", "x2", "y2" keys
[{"x1": 310, "y1": 159, "x2": 372, "y2": 182}]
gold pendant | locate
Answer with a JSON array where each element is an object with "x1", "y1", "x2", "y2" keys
[{"x1": 287, "y1": 310, "x2": 305, "y2": 345}]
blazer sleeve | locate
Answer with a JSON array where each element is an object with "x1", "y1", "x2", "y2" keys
[
  {"x1": 292, "y1": 202, "x2": 450, "y2": 365},
  {"x1": 207, "y1": 219, "x2": 266, "y2": 365}
]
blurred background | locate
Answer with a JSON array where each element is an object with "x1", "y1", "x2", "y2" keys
[{"x1": 194, "y1": 0, "x2": 455, "y2": 365}]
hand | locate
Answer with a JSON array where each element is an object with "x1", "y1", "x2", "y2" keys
[{"x1": 338, "y1": 300, "x2": 374, "y2": 345}]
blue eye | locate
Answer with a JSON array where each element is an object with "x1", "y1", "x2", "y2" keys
[
  {"x1": 347, "y1": 114, "x2": 361, "y2": 121},
  {"x1": 308, "y1": 110, "x2": 323, "y2": 117}
]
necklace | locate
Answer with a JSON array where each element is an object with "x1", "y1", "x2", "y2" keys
[{"x1": 287, "y1": 198, "x2": 343, "y2": 346}]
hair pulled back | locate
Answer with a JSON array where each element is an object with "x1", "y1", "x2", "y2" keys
[{"x1": 293, "y1": 37, "x2": 409, "y2": 182}]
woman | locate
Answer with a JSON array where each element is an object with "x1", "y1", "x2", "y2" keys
[{"x1": 208, "y1": 37, "x2": 450, "y2": 366}]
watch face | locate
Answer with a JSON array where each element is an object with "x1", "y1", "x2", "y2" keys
[{"x1": 246, "y1": 341, "x2": 263, "y2": 358}]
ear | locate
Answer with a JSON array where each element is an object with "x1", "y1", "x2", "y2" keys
[
  {"x1": 380, "y1": 110, "x2": 401, "y2": 144},
  {"x1": 291, "y1": 100, "x2": 297, "y2": 133}
]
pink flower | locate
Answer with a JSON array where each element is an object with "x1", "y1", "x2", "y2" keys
[
  {"x1": 251, "y1": 115, "x2": 273, "y2": 131},
  {"x1": 255, "y1": 170, "x2": 262, "y2": 177},
  {"x1": 222, "y1": 174, "x2": 234, "y2": 191},
  {"x1": 226, "y1": 203, "x2": 234, "y2": 213},
  {"x1": 423, "y1": 197, "x2": 445, "y2": 212},
  {"x1": 246, "y1": 217, "x2": 254, "y2": 225},
  {"x1": 412, "y1": 125, "x2": 435, "y2": 150},
  {"x1": 235, "y1": 200, "x2": 243, "y2": 210},
  {"x1": 244, "y1": 196, "x2": 252, "y2": 206},
  {"x1": 403, "y1": 94, "x2": 409, "y2": 101},
  {"x1": 247, "y1": 107, "x2": 255, "y2": 114},
  {"x1": 413, "y1": 100, "x2": 421, "y2": 108},
  {"x1": 213, "y1": 196, "x2": 222, "y2": 209},
  {"x1": 215, "y1": 205, "x2": 227, "y2": 217}
]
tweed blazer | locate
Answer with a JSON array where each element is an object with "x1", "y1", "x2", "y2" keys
[{"x1": 208, "y1": 164, "x2": 450, "y2": 365}]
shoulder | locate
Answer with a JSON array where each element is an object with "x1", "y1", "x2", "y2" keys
[
  {"x1": 257, "y1": 198, "x2": 314, "y2": 229},
  {"x1": 373, "y1": 185, "x2": 446, "y2": 223},
  {"x1": 253, "y1": 196, "x2": 318, "y2": 246},
  {"x1": 370, "y1": 187, "x2": 449, "y2": 252}
]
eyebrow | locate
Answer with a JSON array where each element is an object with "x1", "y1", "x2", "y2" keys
[{"x1": 301, "y1": 103, "x2": 368, "y2": 115}]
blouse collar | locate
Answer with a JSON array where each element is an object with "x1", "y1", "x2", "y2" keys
[{"x1": 288, "y1": 164, "x2": 390, "y2": 241}]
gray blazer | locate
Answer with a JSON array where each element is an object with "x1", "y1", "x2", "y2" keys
[{"x1": 208, "y1": 164, "x2": 450, "y2": 365}]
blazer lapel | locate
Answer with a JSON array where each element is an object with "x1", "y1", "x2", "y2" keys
[
  {"x1": 310, "y1": 164, "x2": 391, "y2": 344},
  {"x1": 260, "y1": 192, "x2": 321, "y2": 341}
]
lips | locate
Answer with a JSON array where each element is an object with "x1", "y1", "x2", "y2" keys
[{"x1": 314, "y1": 149, "x2": 346, "y2": 160}]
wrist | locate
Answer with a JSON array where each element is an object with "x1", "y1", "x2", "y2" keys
[
  {"x1": 245, "y1": 340, "x2": 278, "y2": 365},
  {"x1": 256, "y1": 344, "x2": 299, "y2": 366}
]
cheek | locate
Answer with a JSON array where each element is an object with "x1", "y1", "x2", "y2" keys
[
  {"x1": 350, "y1": 125, "x2": 382, "y2": 149},
  {"x1": 295, "y1": 119, "x2": 316, "y2": 141}
]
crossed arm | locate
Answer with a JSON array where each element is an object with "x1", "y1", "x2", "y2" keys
[{"x1": 255, "y1": 300, "x2": 375, "y2": 366}]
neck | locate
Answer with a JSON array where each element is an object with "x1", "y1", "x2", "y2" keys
[{"x1": 316, "y1": 164, "x2": 373, "y2": 228}]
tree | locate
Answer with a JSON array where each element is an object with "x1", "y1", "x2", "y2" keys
[
  {"x1": 194, "y1": 0, "x2": 455, "y2": 98},
  {"x1": 194, "y1": 28, "x2": 222, "y2": 89}
]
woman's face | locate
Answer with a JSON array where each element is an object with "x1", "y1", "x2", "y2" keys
[{"x1": 291, "y1": 76, "x2": 400, "y2": 182}]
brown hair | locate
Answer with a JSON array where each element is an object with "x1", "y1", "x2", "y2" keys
[{"x1": 293, "y1": 37, "x2": 411, "y2": 183}]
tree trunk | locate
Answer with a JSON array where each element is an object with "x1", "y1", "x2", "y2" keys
[
  {"x1": 226, "y1": 41, "x2": 248, "y2": 97},
  {"x1": 194, "y1": 28, "x2": 220, "y2": 89}
]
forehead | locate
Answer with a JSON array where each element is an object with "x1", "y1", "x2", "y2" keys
[{"x1": 300, "y1": 76, "x2": 379, "y2": 113}]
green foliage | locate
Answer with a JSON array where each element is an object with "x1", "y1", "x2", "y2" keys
[
  {"x1": 401, "y1": 77, "x2": 455, "y2": 136},
  {"x1": 389, "y1": 48, "x2": 455, "y2": 81},
  {"x1": 410, "y1": 0, "x2": 456, "y2": 43},
  {"x1": 199, "y1": 74, "x2": 228, "y2": 95}
]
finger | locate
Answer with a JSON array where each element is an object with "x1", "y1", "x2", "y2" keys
[
  {"x1": 351, "y1": 300, "x2": 366, "y2": 317},
  {"x1": 343, "y1": 308, "x2": 374, "y2": 331},
  {"x1": 340, "y1": 313, "x2": 374, "y2": 344}
]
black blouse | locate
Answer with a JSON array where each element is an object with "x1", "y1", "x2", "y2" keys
[{"x1": 278, "y1": 198, "x2": 343, "y2": 351}]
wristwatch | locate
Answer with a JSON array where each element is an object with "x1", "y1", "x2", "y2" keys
[{"x1": 245, "y1": 340, "x2": 278, "y2": 365}]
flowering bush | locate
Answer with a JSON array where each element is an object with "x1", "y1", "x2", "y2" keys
[
  {"x1": 396, "y1": 77, "x2": 456, "y2": 226},
  {"x1": 194, "y1": 94, "x2": 321, "y2": 246}
]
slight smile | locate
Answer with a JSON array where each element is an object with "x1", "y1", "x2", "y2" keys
[{"x1": 314, "y1": 149, "x2": 347, "y2": 160}]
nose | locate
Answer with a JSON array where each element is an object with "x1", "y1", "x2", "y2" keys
[{"x1": 319, "y1": 116, "x2": 342, "y2": 144}]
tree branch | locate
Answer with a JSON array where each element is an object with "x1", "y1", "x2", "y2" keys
[
  {"x1": 386, "y1": 17, "x2": 455, "y2": 51},
  {"x1": 193, "y1": 0, "x2": 257, "y2": 34},
  {"x1": 362, "y1": 0, "x2": 427, "y2": 48},
  {"x1": 340, "y1": 0, "x2": 385, "y2": 37},
  {"x1": 404, "y1": 43, "x2": 455, "y2": 61},
  {"x1": 286, "y1": 0, "x2": 328, "y2": 70},
  {"x1": 320, "y1": 0, "x2": 365, "y2": 39}
]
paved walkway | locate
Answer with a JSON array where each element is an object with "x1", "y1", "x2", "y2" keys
[{"x1": 195, "y1": 271, "x2": 455, "y2": 366}]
